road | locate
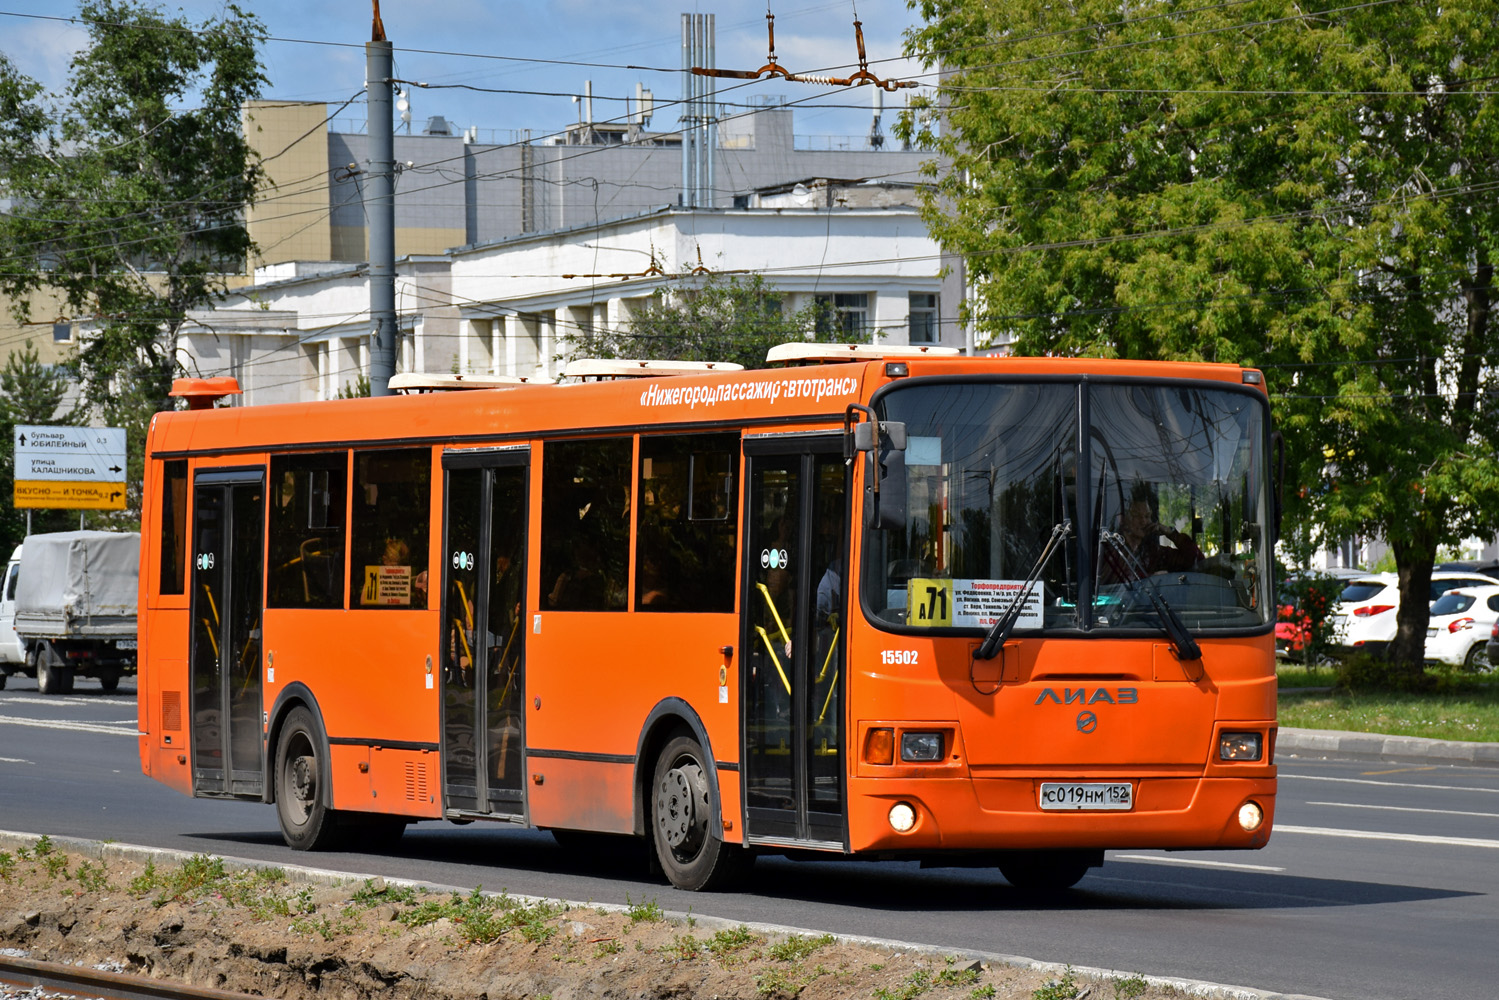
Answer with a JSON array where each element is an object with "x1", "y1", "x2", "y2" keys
[{"x1": 1, "y1": 674, "x2": 1494, "y2": 1000}]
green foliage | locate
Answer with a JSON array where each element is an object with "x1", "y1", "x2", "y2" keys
[
  {"x1": 624, "y1": 895, "x2": 664, "y2": 926},
  {"x1": 670, "y1": 933, "x2": 702, "y2": 960},
  {"x1": 875, "y1": 969, "x2": 933, "y2": 1000},
  {"x1": 563, "y1": 271, "x2": 852, "y2": 370},
  {"x1": 0, "y1": 851, "x2": 13, "y2": 881},
  {"x1": 705, "y1": 924, "x2": 762, "y2": 962},
  {"x1": 1113, "y1": 974, "x2": 1149, "y2": 1000},
  {"x1": 1278, "y1": 674, "x2": 1499, "y2": 739},
  {"x1": 337, "y1": 374, "x2": 372, "y2": 399},
  {"x1": 769, "y1": 933, "x2": 835, "y2": 962},
  {"x1": 902, "y1": 0, "x2": 1499, "y2": 679},
  {"x1": 31, "y1": 835, "x2": 53, "y2": 857},
  {"x1": 393, "y1": 887, "x2": 563, "y2": 946},
  {"x1": 0, "y1": 0, "x2": 268, "y2": 516},
  {"x1": 971, "y1": 987, "x2": 997, "y2": 1000},
  {"x1": 1031, "y1": 968, "x2": 1082, "y2": 1000}
]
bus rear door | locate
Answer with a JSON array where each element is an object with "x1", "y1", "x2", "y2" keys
[
  {"x1": 742, "y1": 436, "x2": 848, "y2": 848},
  {"x1": 440, "y1": 449, "x2": 529, "y2": 819},
  {"x1": 189, "y1": 469, "x2": 266, "y2": 798}
]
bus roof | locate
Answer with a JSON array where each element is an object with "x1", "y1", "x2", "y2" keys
[{"x1": 146, "y1": 354, "x2": 1264, "y2": 460}]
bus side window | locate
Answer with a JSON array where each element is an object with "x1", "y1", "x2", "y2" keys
[
  {"x1": 268, "y1": 452, "x2": 349, "y2": 610},
  {"x1": 352, "y1": 449, "x2": 432, "y2": 610},
  {"x1": 636, "y1": 433, "x2": 739, "y2": 613},
  {"x1": 158, "y1": 459, "x2": 188, "y2": 596},
  {"x1": 541, "y1": 437, "x2": 632, "y2": 612}
]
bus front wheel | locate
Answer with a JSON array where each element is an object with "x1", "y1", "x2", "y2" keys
[
  {"x1": 651, "y1": 735, "x2": 750, "y2": 891},
  {"x1": 998, "y1": 850, "x2": 1095, "y2": 891},
  {"x1": 275, "y1": 707, "x2": 344, "y2": 851}
]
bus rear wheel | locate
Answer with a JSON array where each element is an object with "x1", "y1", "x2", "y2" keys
[
  {"x1": 651, "y1": 735, "x2": 750, "y2": 891},
  {"x1": 998, "y1": 850, "x2": 1095, "y2": 891},
  {"x1": 275, "y1": 707, "x2": 344, "y2": 851}
]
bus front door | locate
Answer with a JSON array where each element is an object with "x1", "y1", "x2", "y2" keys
[
  {"x1": 440, "y1": 451, "x2": 529, "y2": 819},
  {"x1": 742, "y1": 439, "x2": 848, "y2": 847},
  {"x1": 189, "y1": 470, "x2": 266, "y2": 798}
]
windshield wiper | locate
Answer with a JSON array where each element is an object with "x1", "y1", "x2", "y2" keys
[
  {"x1": 975, "y1": 520, "x2": 1071, "y2": 660},
  {"x1": 1097, "y1": 530, "x2": 1202, "y2": 661}
]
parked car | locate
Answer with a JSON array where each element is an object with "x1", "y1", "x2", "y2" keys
[
  {"x1": 1276, "y1": 568, "x2": 1367, "y2": 662},
  {"x1": 1425, "y1": 586, "x2": 1499, "y2": 671},
  {"x1": 1488, "y1": 620, "x2": 1499, "y2": 669},
  {"x1": 1329, "y1": 570, "x2": 1499, "y2": 654}
]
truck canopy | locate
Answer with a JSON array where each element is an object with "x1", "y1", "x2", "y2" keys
[{"x1": 15, "y1": 531, "x2": 139, "y2": 638}]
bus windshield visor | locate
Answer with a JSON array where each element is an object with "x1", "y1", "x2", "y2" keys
[{"x1": 861, "y1": 380, "x2": 1272, "y2": 635}]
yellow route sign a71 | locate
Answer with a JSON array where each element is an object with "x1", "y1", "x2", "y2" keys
[{"x1": 13, "y1": 425, "x2": 128, "y2": 510}]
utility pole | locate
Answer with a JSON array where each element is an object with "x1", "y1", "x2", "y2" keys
[{"x1": 366, "y1": 1, "x2": 396, "y2": 396}]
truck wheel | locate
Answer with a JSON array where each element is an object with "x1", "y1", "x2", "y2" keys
[
  {"x1": 650, "y1": 735, "x2": 751, "y2": 890},
  {"x1": 0, "y1": 671, "x2": 7, "y2": 690},
  {"x1": 275, "y1": 707, "x2": 345, "y2": 851},
  {"x1": 96, "y1": 667, "x2": 121, "y2": 693},
  {"x1": 36, "y1": 643, "x2": 74, "y2": 695}
]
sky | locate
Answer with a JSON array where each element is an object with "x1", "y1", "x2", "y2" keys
[{"x1": 0, "y1": 1, "x2": 932, "y2": 145}]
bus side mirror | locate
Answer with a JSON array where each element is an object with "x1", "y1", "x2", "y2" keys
[{"x1": 861, "y1": 421, "x2": 907, "y2": 532}]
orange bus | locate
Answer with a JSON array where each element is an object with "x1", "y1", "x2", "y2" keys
[{"x1": 136, "y1": 346, "x2": 1277, "y2": 891}]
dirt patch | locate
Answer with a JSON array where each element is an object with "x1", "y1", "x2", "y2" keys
[{"x1": 0, "y1": 836, "x2": 1197, "y2": 1000}]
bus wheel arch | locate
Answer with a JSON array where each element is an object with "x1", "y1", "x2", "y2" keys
[
  {"x1": 265, "y1": 684, "x2": 332, "y2": 808},
  {"x1": 632, "y1": 698, "x2": 720, "y2": 839}
]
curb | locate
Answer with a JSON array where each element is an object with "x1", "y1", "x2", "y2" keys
[
  {"x1": 1277, "y1": 727, "x2": 1499, "y2": 767},
  {"x1": 0, "y1": 830, "x2": 1331, "y2": 1000}
]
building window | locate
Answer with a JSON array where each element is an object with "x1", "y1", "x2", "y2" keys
[
  {"x1": 52, "y1": 323, "x2": 72, "y2": 344},
  {"x1": 909, "y1": 293, "x2": 938, "y2": 344},
  {"x1": 816, "y1": 293, "x2": 870, "y2": 339}
]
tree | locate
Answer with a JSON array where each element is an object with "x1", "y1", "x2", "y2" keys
[
  {"x1": 564, "y1": 271, "x2": 848, "y2": 370},
  {"x1": 0, "y1": 345, "x2": 82, "y2": 551},
  {"x1": 901, "y1": 0, "x2": 1499, "y2": 681},
  {"x1": 0, "y1": 0, "x2": 267, "y2": 435}
]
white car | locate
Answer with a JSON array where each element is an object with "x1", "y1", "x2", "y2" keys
[
  {"x1": 1330, "y1": 571, "x2": 1499, "y2": 653},
  {"x1": 1425, "y1": 586, "x2": 1499, "y2": 671}
]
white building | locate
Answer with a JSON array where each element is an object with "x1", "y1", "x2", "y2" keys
[{"x1": 180, "y1": 182, "x2": 956, "y2": 404}]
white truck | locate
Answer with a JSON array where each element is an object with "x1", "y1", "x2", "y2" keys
[{"x1": 0, "y1": 531, "x2": 140, "y2": 694}]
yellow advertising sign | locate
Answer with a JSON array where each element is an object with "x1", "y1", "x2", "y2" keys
[
  {"x1": 13, "y1": 480, "x2": 127, "y2": 510},
  {"x1": 907, "y1": 577, "x2": 953, "y2": 627}
]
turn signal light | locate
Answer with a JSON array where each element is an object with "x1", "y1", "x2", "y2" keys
[
  {"x1": 865, "y1": 727, "x2": 895, "y2": 765},
  {"x1": 1353, "y1": 604, "x2": 1394, "y2": 617}
]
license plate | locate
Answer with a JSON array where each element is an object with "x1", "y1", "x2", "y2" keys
[
  {"x1": 1426, "y1": 628, "x2": 1436, "y2": 639},
  {"x1": 1039, "y1": 782, "x2": 1133, "y2": 811},
  {"x1": 115, "y1": 640, "x2": 137, "y2": 650}
]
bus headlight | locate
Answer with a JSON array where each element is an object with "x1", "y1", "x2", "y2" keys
[
  {"x1": 1219, "y1": 732, "x2": 1262, "y2": 761},
  {"x1": 900, "y1": 732, "x2": 943, "y2": 762},
  {"x1": 1238, "y1": 801, "x2": 1265, "y2": 833},
  {"x1": 888, "y1": 802, "x2": 917, "y2": 833}
]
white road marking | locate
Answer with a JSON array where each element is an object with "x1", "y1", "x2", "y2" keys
[
  {"x1": 0, "y1": 715, "x2": 137, "y2": 737},
  {"x1": 1276, "y1": 824, "x2": 1499, "y2": 849},
  {"x1": 0, "y1": 756, "x2": 32, "y2": 764},
  {"x1": 1281, "y1": 773, "x2": 1499, "y2": 794},
  {"x1": 1308, "y1": 800, "x2": 1499, "y2": 820},
  {"x1": 0, "y1": 696, "x2": 131, "y2": 708},
  {"x1": 1111, "y1": 854, "x2": 1285, "y2": 872}
]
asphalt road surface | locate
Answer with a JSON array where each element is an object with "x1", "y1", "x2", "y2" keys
[{"x1": 1, "y1": 674, "x2": 1494, "y2": 1000}]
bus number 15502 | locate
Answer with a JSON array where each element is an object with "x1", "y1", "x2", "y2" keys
[{"x1": 880, "y1": 650, "x2": 919, "y2": 665}]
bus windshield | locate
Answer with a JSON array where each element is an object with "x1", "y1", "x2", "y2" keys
[{"x1": 862, "y1": 379, "x2": 1271, "y2": 635}]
